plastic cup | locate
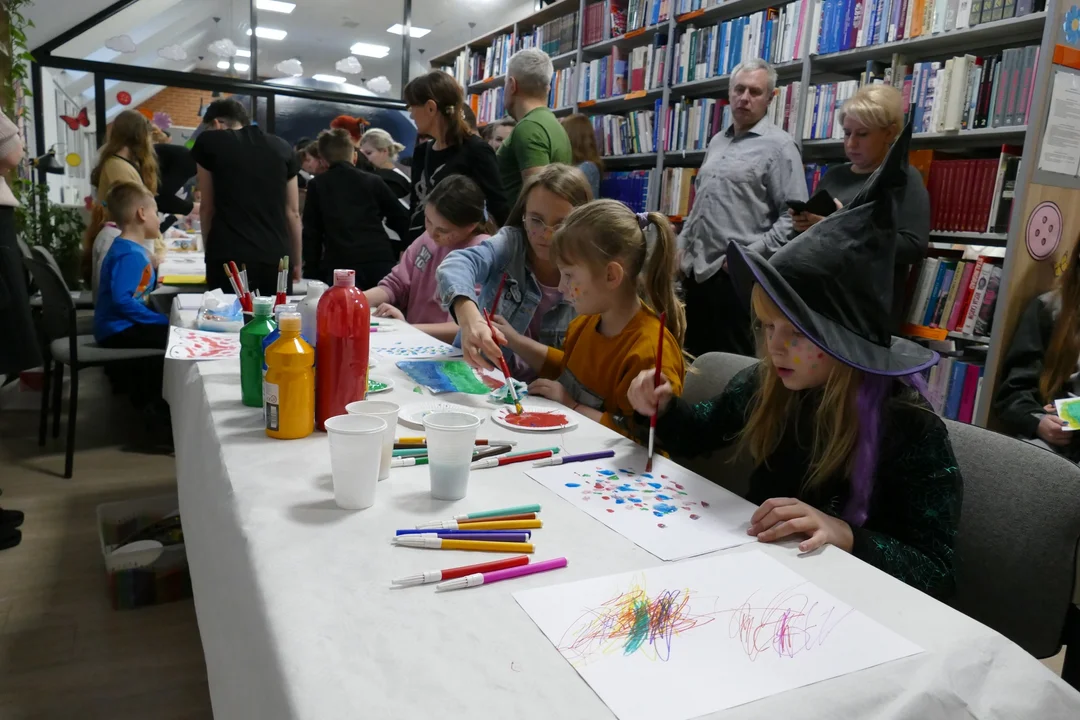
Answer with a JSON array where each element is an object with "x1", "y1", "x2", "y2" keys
[
  {"x1": 345, "y1": 400, "x2": 399, "y2": 481},
  {"x1": 422, "y1": 411, "x2": 481, "y2": 501},
  {"x1": 324, "y1": 414, "x2": 387, "y2": 510}
]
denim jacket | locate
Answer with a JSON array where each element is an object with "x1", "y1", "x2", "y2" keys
[{"x1": 436, "y1": 226, "x2": 576, "y2": 363}]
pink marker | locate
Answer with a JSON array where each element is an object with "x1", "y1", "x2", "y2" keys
[{"x1": 434, "y1": 557, "x2": 568, "y2": 592}]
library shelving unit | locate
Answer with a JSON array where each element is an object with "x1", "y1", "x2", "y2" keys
[{"x1": 433, "y1": 0, "x2": 1080, "y2": 429}]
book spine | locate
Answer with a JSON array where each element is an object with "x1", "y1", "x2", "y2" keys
[
  {"x1": 961, "y1": 259, "x2": 994, "y2": 334},
  {"x1": 922, "y1": 261, "x2": 948, "y2": 326},
  {"x1": 973, "y1": 264, "x2": 1003, "y2": 336},
  {"x1": 957, "y1": 363, "x2": 981, "y2": 423},
  {"x1": 940, "y1": 260, "x2": 967, "y2": 326},
  {"x1": 929, "y1": 264, "x2": 955, "y2": 326},
  {"x1": 907, "y1": 258, "x2": 939, "y2": 324},
  {"x1": 945, "y1": 360, "x2": 968, "y2": 420},
  {"x1": 947, "y1": 261, "x2": 975, "y2": 329}
]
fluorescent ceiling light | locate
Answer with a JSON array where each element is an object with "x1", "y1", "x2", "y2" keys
[
  {"x1": 387, "y1": 24, "x2": 431, "y2": 38},
  {"x1": 246, "y1": 27, "x2": 288, "y2": 40},
  {"x1": 312, "y1": 74, "x2": 346, "y2": 83},
  {"x1": 255, "y1": 0, "x2": 295, "y2": 13},
  {"x1": 216, "y1": 60, "x2": 231, "y2": 69},
  {"x1": 235, "y1": 48, "x2": 251, "y2": 57},
  {"x1": 234, "y1": 62, "x2": 250, "y2": 72},
  {"x1": 350, "y1": 42, "x2": 390, "y2": 58}
]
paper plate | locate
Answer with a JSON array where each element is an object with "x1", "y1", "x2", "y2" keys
[
  {"x1": 367, "y1": 375, "x2": 394, "y2": 394},
  {"x1": 399, "y1": 401, "x2": 484, "y2": 429},
  {"x1": 491, "y1": 406, "x2": 578, "y2": 432}
]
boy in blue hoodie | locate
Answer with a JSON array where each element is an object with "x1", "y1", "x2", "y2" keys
[{"x1": 95, "y1": 182, "x2": 169, "y2": 423}]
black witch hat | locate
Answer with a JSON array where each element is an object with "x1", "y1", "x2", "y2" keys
[{"x1": 727, "y1": 121, "x2": 937, "y2": 376}]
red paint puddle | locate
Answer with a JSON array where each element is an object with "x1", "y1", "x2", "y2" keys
[
  {"x1": 606, "y1": 508, "x2": 615, "y2": 513},
  {"x1": 504, "y1": 411, "x2": 568, "y2": 428}
]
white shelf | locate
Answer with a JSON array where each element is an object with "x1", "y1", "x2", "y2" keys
[
  {"x1": 803, "y1": 126, "x2": 1028, "y2": 150},
  {"x1": 929, "y1": 231, "x2": 1009, "y2": 246},
  {"x1": 675, "y1": 0, "x2": 790, "y2": 26},
  {"x1": 552, "y1": 105, "x2": 575, "y2": 117},
  {"x1": 550, "y1": 49, "x2": 578, "y2": 68},
  {"x1": 669, "y1": 59, "x2": 802, "y2": 97},
  {"x1": 467, "y1": 74, "x2": 505, "y2": 92},
  {"x1": 602, "y1": 152, "x2": 659, "y2": 167},
  {"x1": 577, "y1": 87, "x2": 664, "y2": 113},
  {"x1": 948, "y1": 331, "x2": 992, "y2": 344},
  {"x1": 582, "y1": 23, "x2": 668, "y2": 55}
]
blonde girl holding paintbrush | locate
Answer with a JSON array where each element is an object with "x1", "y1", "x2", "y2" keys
[{"x1": 491, "y1": 200, "x2": 686, "y2": 439}]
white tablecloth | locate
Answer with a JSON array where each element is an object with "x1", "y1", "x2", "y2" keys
[{"x1": 165, "y1": 305, "x2": 1080, "y2": 720}]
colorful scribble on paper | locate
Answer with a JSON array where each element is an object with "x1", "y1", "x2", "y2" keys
[
  {"x1": 396, "y1": 360, "x2": 490, "y2": 394},
  {"x1": 728, "y1": 584, "x2": 853, "y2": 661}
]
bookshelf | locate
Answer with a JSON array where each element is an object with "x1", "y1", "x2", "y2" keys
[{"x1": 433, "y1": 0, "x2": 1073, "y2": 429}]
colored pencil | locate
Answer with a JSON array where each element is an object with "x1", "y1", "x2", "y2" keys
[
  {"x1": 483, "y1": 308, "x2": 523, "y2": 415},
  {"x1": 414, "y1": 519, "x2": 542, "y2": 531},
  {"x1": 435, "y1": 557, "x2": 568, "y2": 592},
  {"x1": 391, "y1": 555, "x2": 530, "y2": 587},
  {"x1": 393, "y1": 536, "x2": 535, "y2": 553},
  {"x1": 647, "y1": 311, "x2": 667, "y2": 473},
  {"x1": 471, "y1": 450, "x2": 553, "y2": 469},
  {"x1": 451, "y1": 504, "x2": 542, "y2": 521},
  {"x1": 395, "y1": 528, "x2": 532, "y2": 538},
  {"x1": 458, "y1": 512, "x2": 537, "y2": 524},
  {"x1": 532, "y1": 450, "x2": 615, "y2": 467}
]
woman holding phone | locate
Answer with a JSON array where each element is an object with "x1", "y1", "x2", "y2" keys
[{"x1": 791, "y1": 84, "x2": 929, "y2": 324}]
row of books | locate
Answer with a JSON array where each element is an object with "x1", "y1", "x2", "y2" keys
[
  {"x1": 441, "y1": 49, "x2": 471, "y2": 89},
  {"x1": 600, "y1": 169, "x2": 654, "y2": 212},
  {"x1": 801, "y1": 80, "x2": 857, "y2": 139},
  {"x1": 658, "y1": 167, "x2": 699, "y2": 217},
  {"x1": 926, "y1": 358, "x2": 985, "y2": 423},
  {"x1": 804, "y1": 162, "x2": 833, "y2": 195},
  {"x1": 592, "y1": 103, "x2": 663, "y2": 155},
  {"x1": 905, "y1": 254, "x2": 1002, "y2": 337},
  {"x1": 664, "y1": 83, "x2": 799, "y2": 151},
  {"x1": 517, "y1": 12, "x2": 579, "y2": 57},
  {"x1": 922, "y1": 147, "x2": 1020, "y2": 233},
  {"x1": 472, "y1": 87, "x2": 505, "y2": 125},
  {"x1": 583, "y1": 0, "x2": 671, "y2": 47},
  {"x1": 673, "y1": 0, "x2": 725, "y2": 13},
  {"x1": 671, "y1": 2, "x2": 807, "y2": 86},
  {"x1": 578, "y1": 40, "x2": 668, "y2": 101},
  {"x1": 467, "y1": 32, "x2": 515, "y2": 83},
  {"x1": 906, "y1": 47, "x2": 1040, "y2": 133},
  {"x1": 810, "y1": 0, "x2": 1045, "y2": 56},
  {"x1": 550, "y1": 64, "x2": 577, "y2": 110}
]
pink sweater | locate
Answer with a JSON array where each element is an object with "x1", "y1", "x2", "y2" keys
[{"x1": 378, "y1": 232, "x2": 488, "y2": 325}]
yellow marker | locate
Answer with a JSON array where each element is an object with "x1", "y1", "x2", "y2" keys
[
  {"x1": 393, "y1": 536, "x2": 535, "y2": 553},
  {"x1": 397, "y1": 436, "x2": 426, "y2": 443}
]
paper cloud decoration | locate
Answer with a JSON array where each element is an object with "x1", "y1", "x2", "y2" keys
[
  {"x1": 105, "y1": 35, "x2": 137, "y2": 53},
  {"x1": 335, "y1": 56, "x2": 363, "y2": 75},
  {"x1": 208, "y1": 38, "x2": 238, "y2": 58},
  {"x1": 366, "y1": 76, "x2": 392, "y2": 94},
  {"x1": 158, "y1": 44, "x2": 187, "y2": 61},
  {"x1": 153, "y1": 112, "x2": 172, "y2": 131},
  {"x1": 275, "y1": 58, "x2": 304, "y2": 77}
]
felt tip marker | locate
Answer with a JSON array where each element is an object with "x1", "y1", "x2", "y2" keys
[
  {"x1": 396, "y1": 528, "x2": 532, "y2": 538},
  {"x1": 452, "y1": 504, "x2": 542, "y2": 521},
  {"x1": 412, "y1": 519, "x2": 543, "y2": 531},
  {"x1": 393, "y1": 536, "x2": 534, "y2": 553},
  {"x1": 435, "y1": 557, "x2": 568, "y2": 591},
  {"x1": 391, "y1": 555, "x2": 529, "y2": 587},
  {"x1": 413, "y1": 531, "x2": 531, "y2": 542},
  {"x1": 471, "y1": 450, "x2": 553, "y2": 469},
  {"x1": 390, "y1": 457, "x2": 429, "y2": 468},
  {"x1": 396, "y1": 437, "x2": 518, "y2": 446},
  {"x1": 457, "y1": 512, "x2": 537, "y2": 524},
  {"x1": 532, "y1": 450, "x2": 616, "y2": 467}
]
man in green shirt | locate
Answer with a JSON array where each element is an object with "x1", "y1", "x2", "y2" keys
[{"x1": 497, "y1": 48, "x2": 573, "y2": 203}]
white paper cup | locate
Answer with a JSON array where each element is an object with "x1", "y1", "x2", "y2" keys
[
  {"x1": 345, "y1": 400, "x2": 400, "y2": 481},
  {"x1": 422, "y1": 411, "x2": 481, "y2": 501},
  {"x1": 324, "y1": 414, "x2": 387, "y2": 510}
]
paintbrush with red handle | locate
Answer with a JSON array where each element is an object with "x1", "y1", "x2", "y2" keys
[
  {"x1": 646, "y1": 311, "x2": 667, "y2": 473},
  {"x1": 483, "y1": 308, "x2": 524, "y2": 415}
]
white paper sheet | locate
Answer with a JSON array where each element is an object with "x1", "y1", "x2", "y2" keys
[
  {"x1": 1037, "y1": 71, "x2": 1080, "y2": 177},
  {"x1": 526, "y1": 453, "x2": 757, "y2": 561},
  {"x1": 514, "y1": 551, "x2": 923, "y2": 720},
  {"x1": 166, "y1": 326, "x2": 241, "y2": 360},
  {"x1": 370, "y1": 329, "x2": 464, "y2": 359}
]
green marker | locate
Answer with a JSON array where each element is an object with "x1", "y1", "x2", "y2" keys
[
  {"x1": 392, "y1": 448, "x2": 430, "y2": 458},
  {"x1": 390, "y1": 456, "x2": 429, "y2": 468},
  {"x1": 453, "y1": 503, "x2": 542, "y2": 520}
]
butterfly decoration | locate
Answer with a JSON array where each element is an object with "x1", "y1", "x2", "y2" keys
[{"x1": 60, "y1": 108, "x2": 90, "y2": 131}]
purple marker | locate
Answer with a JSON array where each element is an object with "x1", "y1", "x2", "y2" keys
[
  {"x1": 416, "y1": 532, "x2": 529, "y2": 542},
  {"x1": 435, "y1": 557, "x2": 569, "y2": 591},
  {"x1": 531, "y1": 449, "x2": 615, "y2": 468},
  {"x1": 395, "y1": 528, "x2": 531, "y2": 538}
]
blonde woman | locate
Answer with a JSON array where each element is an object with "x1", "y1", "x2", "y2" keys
[
  {"x1": 360, "y1": 128, "x2": 411, "y2": 204},
  {"x1": 790, "y1": 84, "x2": 929, "y2": 321}
]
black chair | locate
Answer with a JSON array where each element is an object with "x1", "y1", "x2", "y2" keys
[
  {"x1": 22, "y1": 255, "x2": 163, "y2": 478},
  {"x1": 30, "y1": 245, "x2": 94, "y2": 310}
]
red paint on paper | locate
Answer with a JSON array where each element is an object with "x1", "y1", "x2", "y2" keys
[{"x1": 504, "y1": 410, "x2": 569, "y2": 429}]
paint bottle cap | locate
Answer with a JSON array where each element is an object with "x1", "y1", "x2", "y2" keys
[
  {"x1": 333, "y1": 269, "x2": 356, "y2": 287},
  {"x1": 273, "y1": 303, "x2": 298, "y2": 320},
  {"x1": 305, "y1": 280, "x2": 328, "y2": 299},
  {"x1": 278, "y1": 313, "x2": 302, "y2": 333},
  {"x1": 252, "y1": 297, "x2": 274, "y2": 316}
]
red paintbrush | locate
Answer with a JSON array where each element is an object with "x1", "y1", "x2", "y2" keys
[
  {"x1": 646, "y1": 311, "x2": 667, "y2": 473},
  {"x1": 483, "y1": 308, "x2": 523, "y2": 415},
  {"x1": 490, "y1": 272, "x2": 508, "y2": 315}
]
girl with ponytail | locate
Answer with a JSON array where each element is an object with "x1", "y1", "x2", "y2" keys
[
  {"x1": 629, "y1": 122, "x2": 962, "y2": 599},
  {"x1": 491, "y1": 199, "x2": 687, "y2": 437}
]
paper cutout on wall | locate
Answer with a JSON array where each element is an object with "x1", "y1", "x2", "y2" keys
[
  {"x1": 207, "y1": 38, "x2": 238, "y2": 57},
  {"x1": 1066, "y1": 6, "x2": 1080, "y2": 46},
  {"x1": 1026, "y1": 201, "x2": 1063, "y2": 261},
  {"x1": 158, "y1": 44, "x2": 188, "y2": 61},
  {"x1": 152, "y1": 112, "x2": 172, "y2": 131},
  {"x1": 336, "y1": 56, "x2": 363, "y2": 75},
  {"x1": 105, "y1": 35, "x2": 136, "y2": 53},
  {"x1": 276, "y1": 58, "x2": 303, "y2": 77},
  {"x1": 366, "y1": 76, "x2": 392, "y2": 94},
  {"x1": 116, "y1": 91, "x2": 132, "y2": 105},
  {"x1": 60, "y1": 108, "x2": 90, "y2": 131},
  {"x1": 65, "y1": 153, "x2": 82, "y2": 168}
]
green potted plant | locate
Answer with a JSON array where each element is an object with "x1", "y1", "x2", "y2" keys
[{"x1": 15, "y1": 179, "x2": 87, "y2": 289}]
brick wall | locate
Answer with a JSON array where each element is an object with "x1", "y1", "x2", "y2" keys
[{"x1": 135, "y1": 86, "x2": 231, "y2": 129}]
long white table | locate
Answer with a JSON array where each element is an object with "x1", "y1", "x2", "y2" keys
[{"x1": 165, "y1": 304, "x2": 1080, "y2": 719}]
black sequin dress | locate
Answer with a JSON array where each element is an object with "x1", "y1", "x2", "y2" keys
[{"x1": 649, "y1": 364, "x2": 963, "y2": 599}]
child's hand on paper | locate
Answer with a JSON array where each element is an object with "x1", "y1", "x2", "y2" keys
[
  {"x1": 748, "y1": 497, "x2": 855, "y2": 554},
  {"x1": 373, "y1": 303, "x2": 405, "y2": 320},
  {"x1": 528, "y1": 378, "x2": 572, "y2": 408},
  {"x1": 627, "y1": 368, "x2": 674, "y2": 417},
  {"x1": 1037, "y1": 413, "x2": 1072, "y2": 446}
]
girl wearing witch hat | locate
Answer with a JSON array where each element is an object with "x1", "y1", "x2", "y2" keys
[{"x1": 628, "y1": 122, "x2": 963, "y2": 599}]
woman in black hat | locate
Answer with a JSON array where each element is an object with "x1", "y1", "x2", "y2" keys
[{"x1": 628, "y1": 123, "x2": 963, "y2": 599}]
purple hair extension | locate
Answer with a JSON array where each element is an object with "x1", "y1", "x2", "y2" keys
[
  {"x1": 899, "y1": 370, "x2": 931, "y2": 402},
  {"x1": 843, "y1": 374, "x2": 892, "y2": 527}
]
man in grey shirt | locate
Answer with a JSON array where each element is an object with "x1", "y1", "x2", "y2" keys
[{"x1": 679, "y1": 58, "x2": 807, "y2": 357}]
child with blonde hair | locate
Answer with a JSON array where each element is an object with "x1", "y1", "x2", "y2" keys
[{"x1": 493, "y1": 199, "x2": 686, "y2": 436}]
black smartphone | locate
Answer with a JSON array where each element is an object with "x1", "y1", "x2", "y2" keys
[{"x1": 787, "y1": 189, "x2": 837, "y2": 217}]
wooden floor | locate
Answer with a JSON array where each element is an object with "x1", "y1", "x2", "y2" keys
[{"x1": 0, "y1": 368, "x2": 212, "y2": 720}]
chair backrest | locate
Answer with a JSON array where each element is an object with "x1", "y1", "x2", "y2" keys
[
  {"x1": 16, "y1": 236, "x2": 32, "y2": 261},
  {"x1": 22, "y1": 255, "x2": 76, "y2": 344},
  {"x1": 30, "y1": 245, "x2": 67, "y2": 289},
  {"x1": 945, "y1": 418, "x2": 1080, "y2": 658}
]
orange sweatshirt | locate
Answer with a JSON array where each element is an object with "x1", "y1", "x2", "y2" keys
[{"x1": 540, "y1": 307, "x2": 685, "y2": 438}]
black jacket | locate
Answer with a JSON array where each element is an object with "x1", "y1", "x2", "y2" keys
[
  {"x1": 154, "y1": 143, "x2": 197, "y2": 216},
  {"x1": 302, "y1": 161, "x2": 411, "y2": 276}
]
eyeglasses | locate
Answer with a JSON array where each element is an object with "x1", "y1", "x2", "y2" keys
[{"x1": 525, "y1": 215, "x2": 562, "y2": 238}]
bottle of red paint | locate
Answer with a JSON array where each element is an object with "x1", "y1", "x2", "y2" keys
[{"x1": 315, "y1": 269, "x2": 370, "y2": 430}]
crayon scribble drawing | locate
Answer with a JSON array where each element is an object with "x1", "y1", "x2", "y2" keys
[{"x1": 514, "y1": 552, "x2": 922, "y2": 720}]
